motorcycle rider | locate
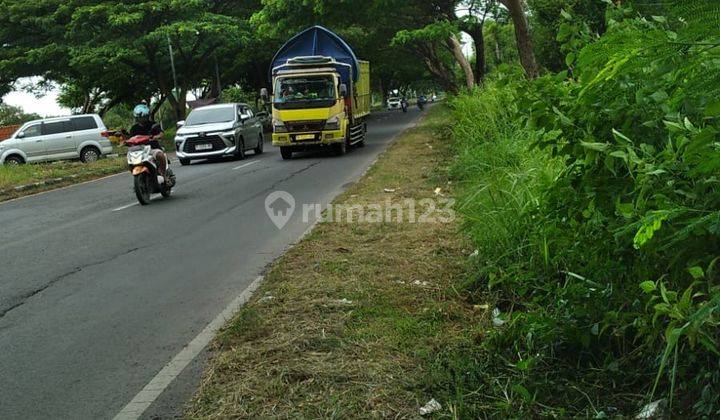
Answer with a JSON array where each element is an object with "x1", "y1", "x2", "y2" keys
[
  {"x1": 401, "y1": 96, "x2": 408, "y2": 112},
  {"x1": 129, "y1": 104, "x2": 168, "y2": 179}
]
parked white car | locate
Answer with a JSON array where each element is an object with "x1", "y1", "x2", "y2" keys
[{"x1": 0, "y1": 114, "x2": 113, "y2": 165}]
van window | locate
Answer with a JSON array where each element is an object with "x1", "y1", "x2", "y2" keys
[
  {"x1": 71, "y1": 116, "x2": 98, "y2": 131},
  {"x1": 21, "y1": 124, "x2": 42, "y2": 138},
  {"x1": 43, "y1": 121, "x2": 72, "y2": 136}
]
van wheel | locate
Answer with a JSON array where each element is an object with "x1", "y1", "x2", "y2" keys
[
  {"x1": 254, "y1": 134, "x2": 264, "y2": 155},
  {"x1": 80, "y1": 146, "x2": 101, "y2": 163},
  {"x1": 280, "y1": 147, "x2": 293, "y2": 160},
  {"x1": 4, "y1": 155, "x2": 24, "y2": 165}
]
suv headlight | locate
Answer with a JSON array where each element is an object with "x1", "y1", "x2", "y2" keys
[
  {"x1": 325, "y1": 115, "x2": 341, "y2": 131},
  {"x1": 273, "y1": 118, "x2": 287, "y2": 133}
]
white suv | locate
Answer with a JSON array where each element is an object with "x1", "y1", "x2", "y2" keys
[{"x1": 0, "y1": 114, "x2": 113, "y2": 165}]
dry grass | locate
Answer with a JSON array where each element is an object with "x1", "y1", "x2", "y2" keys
[{"x1": 187, "y1": 106, "x2": 485, "y2": 418}]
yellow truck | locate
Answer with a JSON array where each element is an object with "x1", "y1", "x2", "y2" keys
[{"x1": 262, "y1": 26, "x2": 370, "y2": 160}]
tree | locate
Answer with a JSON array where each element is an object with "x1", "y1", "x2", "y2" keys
[
  {"x1": 0, "y1": 104, "x2": 40, "y2": 126},
  {"x1": 499, "y1": 0, "x2": 539, "y2": 78},
  {"x1": 526, "y1": 0, "x2": 608, "y2": 71}
]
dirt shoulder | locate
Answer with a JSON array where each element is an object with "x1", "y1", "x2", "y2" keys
[{"x1": 187, "y1": 106, "x2": 483, "y2": 418}]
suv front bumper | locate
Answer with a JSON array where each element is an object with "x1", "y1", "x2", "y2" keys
[{"x1": 175, "y1": 133, "x2": 237, "y2": 159}]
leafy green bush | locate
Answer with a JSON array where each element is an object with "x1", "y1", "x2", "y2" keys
[{"x1": 449, "y1": 1, "x2": 720, "y2": 416}]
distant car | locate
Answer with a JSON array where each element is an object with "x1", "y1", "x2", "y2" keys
[
  {"x1": 0, "y1": 114, "x2": 113, "y2": 165},
  {"x1": 174, "y1": 103, "x2": 264, "y2": 165},
  {"x1": 387, "y1": 97, "x2": 402, "y2": 110}
]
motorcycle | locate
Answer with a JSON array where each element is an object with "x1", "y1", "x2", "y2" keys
[
  {"x1": 401, "y1": 99, "x2": 408, "y2": 113},
  {"x1": 103, "y1": 130, "x2": 176, "y2": 205},
  {"x1": 417, "y1": 95, "x2": 427, "y2": 111}
]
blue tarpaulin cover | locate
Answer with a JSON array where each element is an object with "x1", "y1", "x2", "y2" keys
[{"x1": 269, "y1": 26, "x2": 360, "y2": 84}]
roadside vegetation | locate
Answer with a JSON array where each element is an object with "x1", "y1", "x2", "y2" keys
[
  {"x1": 188, "y1": 107, "x2": 485, "y2": 417},
  {"x1": 445, "y1": 2, "x2": 720, "y2": 417},
  {"x1": 0, "y1": 156, "x2": 125, "y2": 201}
]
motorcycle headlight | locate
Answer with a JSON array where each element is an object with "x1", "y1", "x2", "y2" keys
[
  {"x1": 325, "y1": 115, "x2": 341, "y2": 131},
  {"x1": 273, "y1": 118, "x2": 287, "y2": 133},
  {"x1": 128, "y1": 152, "x2": 143, "y2": 165}
]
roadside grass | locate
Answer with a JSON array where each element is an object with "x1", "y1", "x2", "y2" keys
[
  {"x1": 187, "y1": 106, "x2": 489, "y2": 418},
  {"x1": 0, "y1": 157, "x2": 126, "y2": 201},
  {"x1": 0, "y1": 131, "x2": 177, "y2": 202}
]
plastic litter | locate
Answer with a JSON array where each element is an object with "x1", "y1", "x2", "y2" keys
[
  {"x1": 492, "y1": 308, "x2": 506, "y2": 327},
  {"x1": 636, "y1": 399, "x2": 665, "y2": 419},
  {"x1": 420, "y1": 399, "x2": 442, "y2": 415}
]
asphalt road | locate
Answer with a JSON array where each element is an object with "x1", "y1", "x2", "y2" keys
[{"x1": 0, "y1": 108, "x2": 424, "y2": 419}]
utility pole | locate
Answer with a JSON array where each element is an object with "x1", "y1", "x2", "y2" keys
[
  {"x1": 166, "y1": 34, "x2": 178, "y2": 99},
  {"x1": 214, "y1": 56, "x2": 221, "y2": 98}
]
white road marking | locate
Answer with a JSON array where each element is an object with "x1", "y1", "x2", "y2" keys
[
  {"x1": 112, "y1": 202, "x2": 139, "y2": 212},
  {"x1": 232, "y1": 160, "x2": 259, "y2": 171},
  {"x1": 113, "y1": 275, "x2": 264, "y2": 420}
]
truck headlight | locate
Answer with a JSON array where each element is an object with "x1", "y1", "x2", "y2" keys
[
  {"x1": 273, "y1": 118, "x2": 287, "y2": 133},
  {"x1": 325, "y1": 115, "x2": 341, "y2": 131}
]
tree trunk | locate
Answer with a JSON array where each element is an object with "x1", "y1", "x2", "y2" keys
[
  {"x1": 469, "y1": 27, "x2": 486, "y2": 84},
  {"x1": 165, "y1": 87, "x2": 187, "y2": 121},
  {"x1": 447, "y1": 35, "x2": 475, "y2": 91},
  {"x1": 500, "y1": 0, "x2": 539, "y2": 79}
]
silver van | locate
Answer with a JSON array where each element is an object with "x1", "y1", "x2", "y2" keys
[{"x1": 0, "y1": 114, "x2": 113, "y2": 165}]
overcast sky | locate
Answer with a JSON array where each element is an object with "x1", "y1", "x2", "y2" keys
[{"x1": 3, "y1": 78, "x2": 70, "y2": 117}]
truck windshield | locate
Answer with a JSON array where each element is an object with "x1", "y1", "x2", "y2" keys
[
  {"x1": 185, "y1": 106, "x2": 235, "y2": 126},
  {"x1": 274, "y1": 76, "x2": 336, "y2": 109}
]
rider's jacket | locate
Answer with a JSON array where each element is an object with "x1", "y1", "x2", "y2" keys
[{"x1": 130, "y1": 121, "x2": 163, "y2": 149}]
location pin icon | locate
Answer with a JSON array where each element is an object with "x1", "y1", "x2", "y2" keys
[{"x1": 265, "y1": 191, "x2": 296, "y2": 230}]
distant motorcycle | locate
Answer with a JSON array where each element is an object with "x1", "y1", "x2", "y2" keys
[
  {"x1": 401, "y1": 99, "x2": 408, "y2": 113},
  {"x1": 417, "y1": 95, "x2": 427, "y2": 111},
  {"x1": 103, "y1": 130, "x2": 176, "y2": 205}
]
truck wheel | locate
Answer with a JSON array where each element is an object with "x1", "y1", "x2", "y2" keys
[
  {"x1": 334, "y1": 140, "x2": 347, "y2": 156},
  {"x1": 280, "y1": 147, "x2": 293, "y2": 160},
  {"x1": 357, "y1": 123, "x2": 367, "y2": 148}
]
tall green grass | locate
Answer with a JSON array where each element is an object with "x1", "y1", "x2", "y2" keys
[{"x1": 444, "y1": 3, "x2": 720, "y2": 414}]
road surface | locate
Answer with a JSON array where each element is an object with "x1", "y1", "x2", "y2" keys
[{"x1": 0, "y1": 109, "x2": 424, "y2": 419}]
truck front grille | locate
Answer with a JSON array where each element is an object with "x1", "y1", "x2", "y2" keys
[{"x1": 285, "y1": 120, "x2": 326, "y2": 133}]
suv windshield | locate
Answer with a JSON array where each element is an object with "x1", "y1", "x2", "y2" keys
[
  {"x1": 186, "y1": 106, "x2": 235, "y2": 126},
  {"x1": 274, "y1": 76, "x2": 336, "y2": 109}
]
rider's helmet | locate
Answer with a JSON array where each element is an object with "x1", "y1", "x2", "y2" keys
[{"x1": 133, "y1": 104, "x2": 151, "y2": 124}]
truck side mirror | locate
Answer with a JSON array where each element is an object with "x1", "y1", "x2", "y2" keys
[
  {"x1": 260, "y1": 88, "x2": 269, "y2": 102},
  {"x1": 177, "y1": 120, "x2": 185, "y2": 128},
  {"x1": 339, "y1": 84, "x2": 348, "y2": 99}
]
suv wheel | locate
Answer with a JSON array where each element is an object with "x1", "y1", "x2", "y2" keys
[
  {"x1": 80, "y1": 146, "x2": 101, "y2": 163},
  {"x1": 235, "y1": 138, "x2": 246, "y2": 160}
]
